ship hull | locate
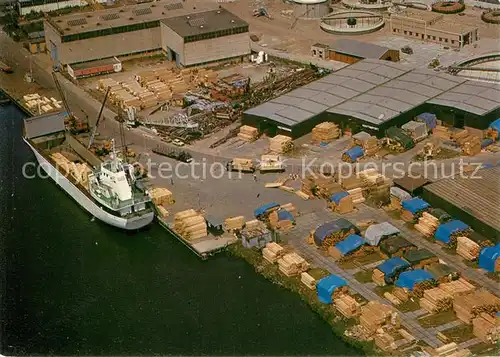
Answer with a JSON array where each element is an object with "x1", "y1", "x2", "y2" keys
[{"x1": 24, "y1": 138, "x2": 154, "y2": 230}]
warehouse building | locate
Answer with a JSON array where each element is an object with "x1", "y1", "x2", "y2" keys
[
  {"x1": 160, "y1": 8, "x2": 250, "y2": 67},
  {"x1": 43, "y1": 0, "x2": 222, "y2": 67},
  {"x1": 389, "y1": 10, "x2": 479, "y2": 48},
  {"x1": 243, "y1": 59, "x2": 500, "y2": 138},
  {"x1": 311, "y1": 39, "x2": 400, "y2": 64},
  {"x1": 18, "y1": 0, "x2": 86, "y2": 16},
  {"x1": 422, "y1": 167, "x2": 500, "y2": 242}
]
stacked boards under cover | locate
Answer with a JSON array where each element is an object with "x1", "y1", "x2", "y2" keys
[{"x1": 173, "y1": 209, "x2": 207, "y2": 241}]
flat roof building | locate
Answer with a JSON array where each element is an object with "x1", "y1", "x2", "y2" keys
[
  {"x1": 18, "y1": 0, "x2": 86, "y2": 16},
  {"x1": 312, "y1": 39, "x2": 400, "y2": 64},
  {"x1": 243, "y1": 59, "x2": 500, "y2": 138}
]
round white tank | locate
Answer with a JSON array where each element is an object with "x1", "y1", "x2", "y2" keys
[{"x1": 293, "y1": 0, "x2": 331, "y2": 20}]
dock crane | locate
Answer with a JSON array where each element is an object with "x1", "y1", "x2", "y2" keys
[{"x1": 87, "y1": 86, "x2": 110, "y2": 149}]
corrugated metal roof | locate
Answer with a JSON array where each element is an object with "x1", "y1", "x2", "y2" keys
[
  {"x1": 424, "y1": 167, "x2": 500, "y2": 232},
  {"x1": 329, "y1": 39, "x2": 389, "y2": 59}
]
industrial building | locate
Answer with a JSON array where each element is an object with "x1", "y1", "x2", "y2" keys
[
  {"x1": 160, "y1": 8, "x2": 250, "y2": 67},
  {"x1": 389, "y1": 9, "x2": 479, "y2": 48},
  {"x1": 311, "y1": 39, "x2": 399, "y2": 64},
  {"x1": 243, "y1": 59, "x2": 500, "y2": 138},
  {"x1": 43, "y1": 0, "x2": 245, "y2": 67},
  {"x1": 17, "y1": 0, "x2": 86, "y2": 16},
  {"x1": 422, "y1": 167, "x2": 500, "y2": 242}
]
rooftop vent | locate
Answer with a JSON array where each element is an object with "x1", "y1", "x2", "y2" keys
[
  {"x1": 217, "y1": 10, "x2": 221, "y2": 14},
  {"x1": 231, "y1": 20, "x2": 235, "y2": 23},
  {"x1": 165, "y1": 2, "x2": 183, "y2": 10},
  {"x1": 101, "y1": 13, "x2": 120, "y2": 21},
  {"x1": 133, "y1": 8, "x2": 152, "y2": 16},
  {"x1": 67, "y1": 18, "x2": 87, "y2": 27},
  {"x1": 188, "y1": 17, "x2": 205, "y2": 27}
]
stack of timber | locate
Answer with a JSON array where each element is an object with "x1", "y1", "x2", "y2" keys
[
  {"x1": 300, "y1": 174, "x2": 341, "y2": 199},
  {"x1": 268, "y1": 210, "x2": 295, "y2": 231},
  {"x1": 300, "y1": 272, "x2": 317, "y2": 290},
  {"x1": 320, "y1": 230, "x2": 350, "y2": 250},
  {"x1": 414, "y1": 212, "x2": 440, "y2": 237},
  {"x1": 237, "y1": 125, "x2": 259, "y2": 142},
  {"x1": 277, "y1": 252, "x2": 310, "y2": 277},
  {"x1": 420, "y1": 287, "x2": 453, "y2": 313},
  {"x1": 311, "y1": 122, "x2": 340, "y2": 144},
  {"x1": 374, "y1": 331, "x2": 414, "y2": 352},
  {"x1": 384, "y1": 292, "x2": 402, "y2": 306},
  {"x1": 353, "y1": 132, "x2": 380, "y2": 156},
  {"x1": 224, "y1": 216, "x2": 245, "y2": 233},
  {"x1": 262, "y1": 242, "x2": 285, "y2": 263},
  {"x1": 335, "y1": 294, "x2": 361, "y2": 318},
  {"x1": 453, "y1": 290, "x2": 500, "y2": 323},
  {"x1": 461, "y1": 137, "x2": 482, "y2": 156},
  {"x1": 392, "y1": 287, "x2": 409, "y2": 302},
  {"x1": 412, "y1": 280, "x2": 438, "y2": 298},
  {"x1": 439, "y1": 278, "x2": 476, "y2": 298},
  {"x1": 339, "y1": 175, "x2": 364, "y2": 191},
  {"x1": 472, "y1": 312, "x2": 500, "y2": 344},
  {"x1": 51, "y1": 153, "x2": 91, "y2": 189},
  {"x1": 358, "y1": 169, "x2": 391, "y2": 203},
  {"x1": 433, "y1": 125, "x2": 451, "y2": 140},
  {"x1": 157, "y1": 205, "x2": 169, "y2": 219},
  {"x1": 359, "y1": 301, "x2": 400, "y2": 335},
  {"x1": 430, "y1": 343, "x2": 470, "y2": 357},
  {"x1": 328, "y1": 194, "x2": 354, "y2": 214},
  {"x1": 456, "y1": 236, "x2": 481, "y2": 261},
  {"x1": 149, "y1": 187, "x2": 174, "y2": 205},
  {"x1": 173, "y1": 209, "x2": 207, "y2": 241},
  {"x1": 401, "y1": 209, "x2": 415, "y2": 222},
  {"x1": 347, "y1": 188, "x2": 365, "y2": 204},
  {"x1": 372, "y1": 268, "x2": 386, "y2": 286},
  {"x1": 269, "y1": 135, "x2": 293, "y2": 154}
]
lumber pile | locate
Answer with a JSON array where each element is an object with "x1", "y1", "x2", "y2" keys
[
  {"x1": 461, "y1": 137, "x2": 481, "y2": 156},
  {"x1": 372, "y1": 268, "x2": 386, "y2": 286},
  {"x1": 392, "y1": 287, "x2": 409, "y2": 302},
  {"x1": 268, "y1": 210, "x2": 295, "y2": 231},
  {"x1": 430, "y1": 343, "x2": 461, "y2": 357},
  {"x1": 262, "y1": 242, "x2": 285, "y2": 263},
  {"x1": 374, "y1": 332, "x2": 397, "y2": 352},
  {"x1": 320, "y1": 231, "x2": 350, "y2": 250},
  {"x1": 456, "y1": 236, "x2": 480, "y2": 261},
  {"x1": 412, "y1": 280, "x2": 438, "y2": 298},
  {"x1": 358, "y1": 169, "x2": 391, "y2": 204},
  {"x1": 237, "y1": 125, "x2": 259, "y2": 142},
  {"x1": 433, "y1": 125, "x2": 451, "y2": 140},
  {"x1": 329, "y1": 194, "x2": 354, "y2": 214},
  {"x1": 269, "y1": 135, "x2": 293, "y2": 154},
  {"x1": 149, "y1": 187, "x2": 173, "y2": 205},
  {"x1": 439, "y1": 278, "x2": 476, "y2": 297},
  {"x1": 420, "y1": 287, "x2": 453, "y2": 313},
  {"x1": 224, "y1": 216, "x2": 245, "y2": 233},
  {"x1": 301, "y1": 174, "x2": 341, "y2": 199},
  {"x1": 453, "y1": 290, "x2": 500, "y2": 323},
  {"x1": 157, "y1": 205, "x2": 169, "y2": 219},
  {"x1": 384, "y1": 292, "x2": 402, "y2": 306},
  {"x1": 277, "y1": 252, "x2": 310, "y2": 277},
  {"x1": 472, "y1": 312, "x2": 500, "y2": 344},
  {"x1": 414, "y1": 212, "x2": 440, "y2": 237},
  {"x1": 401, "y1": 209, "x2": 415, "y2": 222},
  {"x1": 335, "y1": 294, "x2": 361, "y2": 318},
  {"x1": 360, "y1": 301, "x2": 400, "y2": 335},
  {"x1": 24, "y1": 93, "x2": 63, "y2": 112},
  {"x1": 347, "y1": 187, "x2": 365, "y2": 204},
  {"x1": 352, "y1": 133, "x2": 380, "y2": 156},
  {"x1": 173, "y1": 209, "x2": 207, "y2": 241},
  {"x1": 301, "y1": 272, "x2": 317, "y2": 290},
  {"x1": 339, "y1": 175, "x2": 364, "y2": 191},
  {"x1": 311, "y1": 122, "x2": 340, "y2": 144}
]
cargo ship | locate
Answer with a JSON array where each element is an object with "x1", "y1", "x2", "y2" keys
[{"x1": 23, "y1": 111, "x2": 154, "y2": 230}]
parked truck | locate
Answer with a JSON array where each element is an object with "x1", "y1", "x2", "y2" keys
[
  {"x1": 0, "y1": 60, "x2": 13, "y2": 73},
  {"x1": 258, "y1": 154, "x2": 286, "y2": 173},
  {"x1": 227, "y1": 158, "x2": 255, "y2": 173}
]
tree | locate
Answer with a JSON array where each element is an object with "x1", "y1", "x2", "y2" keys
[{"x1": 347, "y1": 17, "x2": 357, "y2": 27}]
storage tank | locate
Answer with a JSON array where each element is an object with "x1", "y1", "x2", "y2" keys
[{"x1": 293, "y1": 0, "x2": 331, "y2": 20}]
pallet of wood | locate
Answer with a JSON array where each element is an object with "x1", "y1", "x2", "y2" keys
[
  {"x1": 269, "y1": 135, "x2": 293, "y2": 154},
  {"x1": 320, "y1": 230, "x2": 350, "y2": 250},
  {"x1": 392, "y1": 287, "x2": 409, "y2": 302},
  {"x1": 335, "y1": 294, "x2": 361, "y2": 318},
  {"x1": 401, "y1": 209, "x2": 415, "y2": 222},
  {"x1": 414, "y1": 212, "x2": 439, "y2": 237},
  {"x1": 472, "y1": 312, "x2": 500, "y2": 344},
  {"x1": 456, "y1": 236, "x2": 480, "y2": 261},
  {"x1": 262, "y1": 242, "x2": 285, "y2": 263},
  {"x1": 301, "y1": 272, "x2": 317, "y2": 290},
  {"x1": 301, "y1": 174, "x2": 341, "y2": 199},
  {"x1": 453, "y1": 289, "x2": 500, "y2": 323},
  {"x1": 439, "y1": 278, "x2": 476, "y2": 297},
  {"x1": 149, "y1": 187, "x2": 173, "y2": 205},
  {"x1": 224, "y1": 216, "x2": 245, "y2": 232},
  {"x1": 329, "y1": 194, "x2": 354, "y2": 214},
  {"x1": 420, "y1": 287, "x2": 453, "y2": 313},
  {"x1": 461, "y1": 137, "x2": 482, "y2": 156},
  {"x1": 237, "y1": 125, "x2": 259, "y2": 142},
  {"x1": 157, "y1": 205, "x2": 169, "y2": 219},
  {"x1": 311, "y1": 122, "x2": 340, "y2": 144},
  {"x1": 433, "y1": 125, "x2": 451, "y2": 140},
  {"x1": 347, "y1": 187, "x2": 365, "y2": 204},
  {"x1": 173, "y1": 209, "x2": 207, "y2": 241},
  {"x1": 268, "y1": 211, "x2": 294, "y2": 232},
  {"x1": 372, "y1": 268, "x2": 386, "y2": 286},
  {"x1": 277, "y1": 252, "x2": 310, "y2": 277},
  {"x1": 359, "y1": 301, "x2": 399, "y2": 334},
  {"x1": 384, "y1": 292, "x2": 402, "y2": 306}
]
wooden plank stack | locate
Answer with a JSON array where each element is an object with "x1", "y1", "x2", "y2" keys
[
  {"x1": 311, "y1": 122, "x2": 340, "y2": 144},
  {"x1": 268, "y1": 211, "x2": 295, "y2": 231},
  {"x1": 173, "y1": 209, "x2": 207, "y2": 241},
  {"x1": 401, "y1": 209, "x2": 415, "y2": 222},
  {"x1": 456, "y1": 236, "x2": 481, "y2": 261},
  {"x1": 472, "y1": 312, "x2": 500, "y2": 344},
  {"x1": 300, "y1": 174, "x2": 341, "y2": 199},
  {"x1": 363, "y1": 136, "x2": 380, "y2": 156},
  {"x1": 347, "y1": 188, "x2": 365, "y2": 204},
  {"x1": 384, "y1": 292, "x2": 402, "y2": 306},
  {"x1": 262, "y1": 242, "x2": 285, "y2": 263},
  {"x1": 439, "y1": 278, "x2": 476, "y2": 297},
  {"x1": 453, "y1": 290, "x2": 500, "y2": 323},
  {"x1": 372, "y1": 268, "x2": 386, "y2": 286},
  {"x1": 149, "y1": 187, "x2": 173, "y2": 206},
  {"x1": 433, "y1": 125, "x2": 451, "y2": 140},
  {"x1": 277, "y1": 252, "x2": 310, "y2": 277},
  {"x1": 420, "y1": 287, "x2": 453, "y2": 313},
  {"x1": 360, "y1": 301, "x2": 400, "y2": 334},
  {"x1": 335, "y1": 294, "x2": 361, "y2": 318},
  {"x1": 358, "y1": 169, "x2": 391, "y2": 204},
  {"x1": 413, "y1": 280, "x2": 438, "y2": 298},
  {"x1": 414, "y1": 212, "x2": 440, "y2": 237},
  {"x1": 461, "y1": 137, "x2": 482, "y2": 156},
  {"x1": 328, "y1": 194, "x2": 354, "y2": 214},
  {"x1": 224, "y1": 216, "x2": 245, "y2": 233},
  {"x1": 269, "y1": 135, "x2": 293, "y2": 154},
  {"x1": 237, "y1": 125, "x2": 259, "y2": 142},
  {"x1": 300, "y1": 272, "x2": 317, "y2": 290},
  {"x1": 157, "y1": 205, "x2": 169, "y2": 219},
  {"x1": 392, "y1": 287, "x2": 409, "y2": 302},
  {"x1": 320, "y1": 230, "x2": 350, "y2": 250}
]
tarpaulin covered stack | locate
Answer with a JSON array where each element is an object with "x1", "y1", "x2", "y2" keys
[
  {"x1": 373, "y1": 257, "x2": 410, "y2": 286},
  {"x1": 237, "y1": 125, "x2": 259, "y2": 142},
  {"x1": 487, "y1": 118, "x2": 500, "y2": 140},
  {"x1": 401, "y1": 197, "x2": 430, "y2": 222},
  {"x1": 425, "y1": 263, "x2": 458, "y2": 283},
  {"x1": 335, "y1": 294, "x2": 361, "y2": 318},
  {"x1": 403, "y1": 248, "x2": 438, "y2": 269},
  {"x1": 379, "y1": 235, "x2": 416, "y2": 258},
  {"x1": 342, "y1": 146, "x2": 364, "y2": 163},
  {"x1": 269, "y1": 135, "x2": 293, "y2": 154},
  {"x1": 352, "y1": 131, "x2": 380, "y2": 156},
  {"x1": 389, "y1": 187, "x2": 411, "y2": 210},
  {"x1": 174, "y1": 209, "x2": 207, "y2": 241},
  {"x1": 364, "y1": 222, "x2": 400, "y2": 246},
  {"x1": 434, "y1": 220, "x2": 470, "y2": 247},
  {"x1": 433, "y1": 125, "x2": 451, "y2": 140},
  {"x1": 278, "y1": 252, "x2": 309, "y2": 277},
  {"x1": 254, "y1": 202, "x2": 280, "y2": 219},
  {"x1": 414, "y1": 211, "x2": 440, "y2": 237},
  {"x1": 149, "y1": 187, "x2": 173, "y2": 206},
  {"x1": 311, "y1": 122, "x2": 340, "y2": 144},
  {"x1": 395, "y1": 269, "x2": 435, "y2": 298},
  {"x1": 453, "y1": 290, "x2": 500, "y2": 323},
  {"x1": 313, "y1": 219, "x2": 359, "y2": 248},
  {"x1": 402, "y1": 121, "x2": 428, "y2": 142},
  {"x1": 269, "y1": 208, "x2": 295, "y2": 231},
  {"x1": 478, "y1": 244, "x2": 500, "y2": 273},
  {"x1": 359, "y1": 301, "x2": 400, "y2": 334},
  {"x1": 316, "y1": 274, "x2": 348, "y2": 304},
  {"x1": 329, "y1": 234, "x2": 365, "y2": 261},
  {"x1": 300, "y1": 272, "x2": 317, "y2": 290},
  {"x1": 358, "y1": 168, "x2": 391, "y2": 205},
  {"x1": 328, "y1": 191, "x2": 353, "y2": 214},
  {"x1": 416, "y1": 112, "x2": 437, "y2": 131},
  {"x1": 262, "y1": 242, "x2": 285, "y2": 263},
  {"x1": 472, "y1": 312, "x2": 500, "y2": 344},
  {"x1": 419, "y1": 287, "x2": 453, "y2": 313},
  {"x1": 224, "y1": 216, "x2": 245, "y2": 233}
]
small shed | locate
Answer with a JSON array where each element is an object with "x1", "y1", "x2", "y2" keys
[
  {"x1": 317, "y1": 274, "x2": 348, "y2": 304},
  {"x1": 403, "y1": 248, "x2": 438, "y2": 269},
  {"x1": 478, "y1": 244, "x2": 500, "y2": 273},
  {"x1": 313, "y1": 219, "x2": 360, "y2": 247},
  {"x1": 254, "y1": 202, "x2": 280, "y2": 218},
  {"x1": 334, "y1": 234, "x2": 365, "y2": 256},
  {"x1": 393, "y1": 176, "x2": 430, "y2": 196},
  {"x1": 434, "y1": 220, "x2": 470, "y2": 245},
  {"x1": 402, "y1": 121, "x2": 428, "y2": 142},
  {"x1": 364, "y1": 222, "x2": 400, "y2": 246},
  {"x1": 402, "y1": 198, "x2": 430, "y2": 215},
  {"x1": 425, "y1": 263, "x2": 459, "y2": 283},
  {"x1": 416, "y1": 112, "x2": 437, "y2": 131},
  {"x1": 395, "y1": 270, "x2": 434, "y2": 291},
  {"x1": 379, "y1": 235, "x2": 416, "y2": 257},
  {"x1": 241, "y1": 227, "x2": 272, "y2": 249},
  {"x1": 375, "y1": 257, "x2": 411, "y2": 284},
  {"x1": 205, "y1": 215, "x2": 224, "y2": 234}
]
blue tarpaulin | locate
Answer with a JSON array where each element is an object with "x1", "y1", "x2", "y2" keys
[
  {"x1": 330, "y1": 191, "x2": 349, "y2": 205},
  {"x1": 395, "y1": 270, "x2": 434, "y2": 291},
  {"x1": 313, "y1": 219, "x2": 359, "y2": 246},
  {"x1": 317, "y1": 274, "x2": 348, "y2": 304},
  {"x1": 416, "y1": 112, "x2": 437, "y2": 130},
  {"x1": 254, "y1": 202, "x2": 279, "y2": 218},
  {"x1": 277, "y1": 209, "x2": 294, "y2": 222},
  {"x1": 434, "y1": 220, "x2": 469, "y2": 244},
  {"x1": 377, "y1": 257, "x2": 411, "y2": 281},
  {"x1": 478, "y1": 244, "x2": 500, "y2": 273},
  {"x1": 481, "y1": 138, "x2": 494, "y2": 148},
  {"x1": 481, "y1": 163, "x2": 494, "y2": 169},
  {"x1": 401, "y1": 198, "x2": 430, "y2": 214},
  {"x1": 335, "y1": 234, "x2": 365, "y2": 256},
  {"x1": 489, "y1": 118, "x2": 500, "y2": 136},
  {"x1": 345, "y1": 146, "x2": 364, "y2": 161}
]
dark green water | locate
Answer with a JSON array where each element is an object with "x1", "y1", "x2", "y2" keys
[{"x1": 0, "y1": 102, "x2": 361, "y2": 356}]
